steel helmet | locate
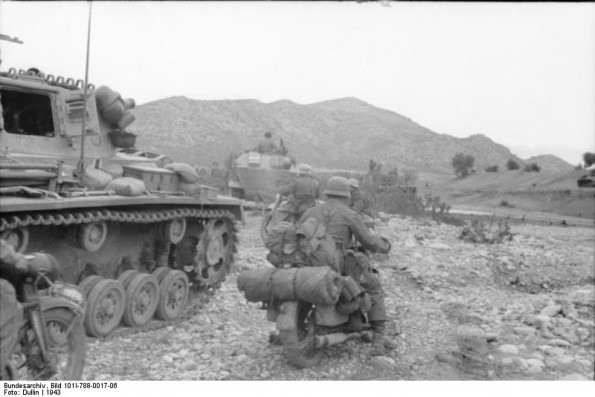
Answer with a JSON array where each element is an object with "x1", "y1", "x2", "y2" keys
[
  {"x1": 297, "y1": 163, "x2": 313, "y2": 175},
  {"x1": 323, "y1": 176, "x2": 351, "y2": 198},
  {"x1": 347, "y1": 178, "x2": 359, "y2": 189}
]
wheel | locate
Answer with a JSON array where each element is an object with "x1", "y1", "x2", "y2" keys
[
  {"x1": 121, "y1": 273, "x2": 159, "y2": 327},
  {"x1": 77, "y1": 222, "x2": 107, "y2": 252},
  {"x1": 152, "y1": 267, "x2": 172, "y2": 283},
  {"x1": 42, "y1": 307, "x2": 87, "y2": 379},
  {"x1": 1, "y1": 228, "x2": 29, "y2": 253},
  {"x1": 16, "y1": 307, "x2": 87, "y2": 380},
  {"x1": 160, "y1": 218, "x2": 187, "y2": 244},
  {"x1": 78, "y1": 275, "x2": 103, "y2": 295},
  {"x1": 193, "y1": 218, "x2": 235, "y2": 289},
  {"x1": 155, "y1": 270, "x2": 189, "y2": 321},
  {"x1": 117, "y1": 270, "x2": 139, "y2": 290},
  {"x1": 84, "y1": 279, "x2": 125, "y2": 337},
  {"x1": 280, "y1": 302, "x2": 321, "y2": 369}
]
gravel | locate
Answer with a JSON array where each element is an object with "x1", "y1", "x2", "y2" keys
[{"x1": 83, "y1": 212, "x2": 595, "y2": 381}]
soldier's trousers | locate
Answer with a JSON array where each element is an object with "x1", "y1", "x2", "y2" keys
[{"x1": 359, "y1": 268, "x2": 387, "y2": 322}]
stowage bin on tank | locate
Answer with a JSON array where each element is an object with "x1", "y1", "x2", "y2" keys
[{"x1": 0, "y1": 67, "x2": 244, "y2": 338}]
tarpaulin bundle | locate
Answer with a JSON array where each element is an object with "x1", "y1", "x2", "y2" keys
[{"x1": 237, "y1": 266, "x2": 344, "y2": 305}]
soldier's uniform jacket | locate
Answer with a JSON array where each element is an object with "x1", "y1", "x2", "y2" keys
[
  {"x1": 299, "y1": 199, "x2": 390, "y2": 322},
  {"x1": 280, "y1": 176, "x2": 320, "y2": 216},
  {"x1": 299, "y1": 199, "x2": 389, "y2": 254},
  {"x1": 257, "y1": 137, "x2": 278, "y2": 154}
]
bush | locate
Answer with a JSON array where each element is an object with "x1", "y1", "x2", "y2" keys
[
  {"x1": 485, "y1": 165, "x2": 499, "y2": 173},
  {"x1": 583, "y1": 152, "x2": 595, "y2": 167},
  {"x1": 524, "y1": 163, "x2": 541, "y2": 172},
  {"x1": 451, "y1": 153, "x2": 475, "y2": 177},
  {"x1": 459, "y1": 220, "x2": 514, "y2": 244},
  {"x1": 506, "y1": 159, "x2": 520, "y2": 170},
  {"x1": 499, "y1": 200, "x2": 514, "y2": 208}
]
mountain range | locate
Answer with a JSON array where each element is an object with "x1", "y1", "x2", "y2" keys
[{"x1": 129, "y1": 96, "x2": 572, "y2": 174}]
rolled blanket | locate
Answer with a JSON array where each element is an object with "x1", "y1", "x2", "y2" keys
[{"x1": 237, "y1": 266, "x2": 344, "y2": 305}]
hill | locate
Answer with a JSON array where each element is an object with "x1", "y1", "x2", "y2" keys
[
  {"x1": 421, "y1": 169, "x2": 594, "y2": 219},
  {"x1": 129, "y1": 96, "x2": 567, "y2": 174},
  {"x1": 524, "y1": 154, "x2": 575, "y2": 174}
]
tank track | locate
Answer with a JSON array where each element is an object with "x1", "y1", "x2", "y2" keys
[
  {"x1": 0, "y1": 208, "x2": 236, "y2": 231},
  {"x1": 0, "y1": 207, "x2": 240, "y2": 337}
]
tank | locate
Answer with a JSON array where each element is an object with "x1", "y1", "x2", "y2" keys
[
  {"x1": 228, "y1": 149, "x2": 297, "y2": 202},
  {"x1": 0, "y1": 67, "x2": 244, "y2": 337}
]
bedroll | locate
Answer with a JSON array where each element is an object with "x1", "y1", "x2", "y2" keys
[{"x1": 237, "y1": 266, "x2": 344, "y2": 305}]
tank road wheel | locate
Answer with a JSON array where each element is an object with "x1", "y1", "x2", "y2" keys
[
  {"x1": 117, "y1": 270, "x2": 139, "y2": 290},
  {"x1": 84, "y1": 279, "x2": 125, "y2": 337},
  {"x1": 121, "y1": 273, "x2": 159, "y2": 327},
  {"x1": 194, "y1": 219, "x2": 234, "y2": 289},
  {"x1": 1, "y1": 227, "x2": 29, "y2": 253},
  {"x1": 79, "y1": 275, "x2": 103, "y2": 292},
  {"x1": 155, "y1": 270, "x2": 189, "y2": 321},
  {"x1": 152, "y1": 267, "x2": 172, "y2": 283},
  {"x1": 77, "y1": 222, "x2": 107, "y2": 252}
]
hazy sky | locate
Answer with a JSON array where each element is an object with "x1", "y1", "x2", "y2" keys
[{"x1": 1, "y1": 1, "x2": 594, "y2": 164}]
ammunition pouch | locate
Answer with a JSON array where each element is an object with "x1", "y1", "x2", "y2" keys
[{"x1": 336, "y1": 275, "x2": 372, "y2": 315}]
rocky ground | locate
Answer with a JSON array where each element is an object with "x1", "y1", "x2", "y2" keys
[{"x1": 82, "y1": 211, "x2": 594, "y2": 381}]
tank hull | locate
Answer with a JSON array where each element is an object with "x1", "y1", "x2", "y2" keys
[{"x1": 232, "y1": 167, "x2": 295, "y2": 201}]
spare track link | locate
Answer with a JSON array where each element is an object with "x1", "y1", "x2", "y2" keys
[{"x1": 0, "y1": 208, "x2": 237, "y2": 231}]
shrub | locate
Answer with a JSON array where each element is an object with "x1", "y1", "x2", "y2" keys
[
  {"x1": 499, "y1": 200, "x2": 514, "y2": 208},
  {"x1": 524, "y1": 163, "x2": 541, "y2": 172},
  {"x1": 451, "y1": 153, "x2": 475, "y2": 177},
  {"x1": 583, "y1": 152, "x2": 595, "y2": 167},
  {"x1": 485, "y1": 165, "x2": 499, "y2": 173},
  {"x1": 459, "y1": 220, "x2": 514, "y2": 244},
  {"x1": 506, "y1": 159, "x2": 520, "y2": 170}
]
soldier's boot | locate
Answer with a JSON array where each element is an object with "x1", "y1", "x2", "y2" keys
[{"x1": 370, "y1": 321, "x2": 397, "y2": 352}]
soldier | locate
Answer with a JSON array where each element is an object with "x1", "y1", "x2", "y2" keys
[
  {"x1": 257, "y1": 131, "x2": 278, "y2": 154},
  {"x1": 0, "y1": 240, "x2": 26, "y2": 379},
  {"x1": 348, "y1": 178, "x2": 374, "y2": 218},
  {"x1": 298, "y1": 176, "x2": 397, "y2": 352},
  {"x1": 279, "y1": 163, "x2": 319, "y2": 222}
]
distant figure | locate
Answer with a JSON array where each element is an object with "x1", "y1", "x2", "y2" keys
[
  {"x1": 348, "y1": 178, "x2": 374, "y2": 218},
  {"x1": 279, "y1": 163, "x2": 319, "y2": 221},
  {"x1": 257, "y1": 131, "x2": 278, "y2": 154}
]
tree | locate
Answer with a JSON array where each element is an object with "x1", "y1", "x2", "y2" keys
[
  {"x1": 506, "y1": 159, "x2": 520, "y2": 170},
  {"x1": 583, "y1": 152, "x2": 595, "y2": 168},
  {"x1": 485, "y1": 165, "x2": 499, "y2": 173},
  {"x1": 524, "y1": 163, "x2": 541, "y2": 172},
  {"x1": 451, "y1": 153, "x2": 475, "y2": 177}
]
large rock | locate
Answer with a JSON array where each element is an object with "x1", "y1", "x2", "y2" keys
[
  {"x1": 540, "y1": 304, "x2": 562, "y2": 317},
  {"x1": 497, "y1": 344, "x2": 519, "y2": 355}
]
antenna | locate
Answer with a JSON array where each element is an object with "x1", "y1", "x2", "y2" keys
[{"x1": 76, "y1": 2, "x2": 93, "y2": 179}]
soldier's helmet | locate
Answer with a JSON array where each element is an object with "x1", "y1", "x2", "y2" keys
[
  {"x1": 323, "y1": 176, "x2": 351, "y2": 198},
  {"x1": 297, "y1": 163, "x2": 313, "y2": 175},
  {"x1": 347, "y1": 178, "x2": 359, "y2": 189}
]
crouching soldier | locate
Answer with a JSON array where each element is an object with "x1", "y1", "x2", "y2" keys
[{"x1": 298, "y1": 176, "x2": 397, "y2": 353}]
